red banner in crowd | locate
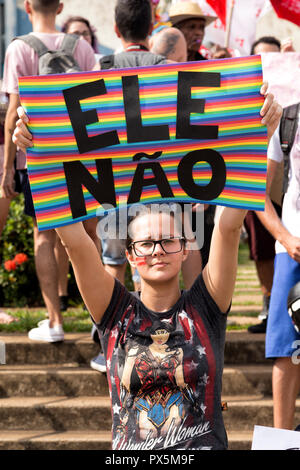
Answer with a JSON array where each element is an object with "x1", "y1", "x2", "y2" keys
[
  {"x1": 270, "y1": 0, "x2": 300, "y2": 27},
  {"x1": 206, "y1": 0, "x2": 227, "y2": 26}
]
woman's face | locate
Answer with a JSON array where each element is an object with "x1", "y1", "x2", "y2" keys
[
  {"x1": 150, "y1": 328, "x2": 169, "y2": 345},
  {"x1": 66, "y1": 21, "x2": 92, "y2": 45},
  {"x1": 127, "y1": 212, "x2": 188, "y2": 284}
]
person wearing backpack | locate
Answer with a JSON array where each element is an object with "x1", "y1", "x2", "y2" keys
[
  {"x1": 1, "y1": 0, "x2": 96, "y2": 342},
  {"x1": 257, "y1": 102, "x2": 300, "y2": 430}
]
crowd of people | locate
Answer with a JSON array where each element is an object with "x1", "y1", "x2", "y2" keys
[{"x1": 0, "y1": 0, "x2": 299, "y2": 450}]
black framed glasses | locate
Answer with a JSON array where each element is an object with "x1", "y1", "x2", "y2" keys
[
  {"x1": 129, "y1": 237, "x2": 185, "y2": 257},
  {"x1": 72, "y1": 30, "x2": 91, "y2": 38}
]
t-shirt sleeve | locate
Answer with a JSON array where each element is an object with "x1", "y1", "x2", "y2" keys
[
  {"x1": 95, "y1": 279, "x2": 136, "y2": 333},
  {"x1": 186, "y1": 274, "x2": 228, "y2": 331},
  {"x1": 2, "y1": 40, "x2": 37, "y2": 94},
  {"x1": 267, "y1": 125, "x2": 283, "y2": 163},
  {"x1": 74, "y1": 38, "x2": 96, "y2": 71}
]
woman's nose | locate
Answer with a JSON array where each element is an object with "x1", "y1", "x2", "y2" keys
[{"x1": 153, "y1": 241, "x2": 165, "y2": 255}]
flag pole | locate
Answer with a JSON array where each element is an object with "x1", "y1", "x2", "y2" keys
[{"x1": 225, "y1": 0, "x2": 235, "y2": 48}]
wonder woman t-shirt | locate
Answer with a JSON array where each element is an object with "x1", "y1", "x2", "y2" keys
[{"x1": 95, "y1": 274, "x2": 228, "y2": 450}]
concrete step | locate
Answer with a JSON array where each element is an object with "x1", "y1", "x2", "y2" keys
[
  {"x1": 222, "y1": 365, "x2": 272, "y2": 396},
  {"x1": 223, "y1": 396, "x2": 300, "y2": 431},
  {"x1": 1, "y1": 333, "x2": 99, "y2": 366},
  {"x1": 227, "y1": 431, "x2": 253, "y2": 450},
  {"x1": 0, "y1": 396, "x2": 111, "y2": 431},
  {"x1": 0, "y1": 364, "x2": 271, "y2": 397},
  {"x1": 0, "y1": 365, "x2": 109, "y2": 397},
  {"x1": 0, "y1": 430, "x2": 111, "y2": 450},
  {"x1": 0, "y1": 429, "x2": 251, "y2": 450},
  {"x1": 0, "y1": 331, "x2": 269, "y2": 365},
  {"x1": 1, "y1": 394, "x2": 299, "y2": 432}
]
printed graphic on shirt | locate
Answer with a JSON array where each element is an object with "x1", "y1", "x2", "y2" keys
[{"x1": 105, "y1": 301, "x2": 221, "y2": 451}]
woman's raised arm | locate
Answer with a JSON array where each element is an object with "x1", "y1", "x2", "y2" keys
[
  {"x1": 56, "y1": 222, "x2": 115, "y2": 324},
  {"x1": 202, "y1": 84, "x2": 282, "y2": 313}
]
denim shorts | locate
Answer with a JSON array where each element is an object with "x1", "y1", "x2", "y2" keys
[{"x1": 98, "y1": 208, "x2": 128, "y2": 265}]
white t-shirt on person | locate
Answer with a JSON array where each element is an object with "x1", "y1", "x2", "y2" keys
[{"x1": 267, "y1": 112, "x2": 300, "y2": 254}]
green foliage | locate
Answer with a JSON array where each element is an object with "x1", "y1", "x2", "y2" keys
[{"x1": 0, "y1": 195, "x2": 41, "y2": 307}]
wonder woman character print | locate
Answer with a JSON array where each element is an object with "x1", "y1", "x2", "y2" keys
[
  {"x1": 98, "y1": 276, "x2": 228, "y2": 450},
  {"x1": 119, "y1": 322, "x2": 198, "y2": 440}
]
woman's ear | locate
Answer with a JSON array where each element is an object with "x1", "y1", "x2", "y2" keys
[{"x1": 182, "y1": 243, "x2": 190, "y2": 263}]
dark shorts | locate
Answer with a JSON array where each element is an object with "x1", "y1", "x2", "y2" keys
[
  {"x1": 243, "y1": 201, "x2": 282, "y2": 261},
  {"x1": 17, "y1": 169, "x2": 35, "y2": 218}
]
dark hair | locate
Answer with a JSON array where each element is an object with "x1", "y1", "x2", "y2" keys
[
  {"x1": 128, "y1": 319, "x2": 186, "y2": 349},
  {"x1": 115, "y1": 0, "x2": 152, "y2": 42},
  {"x1": 250, "y1": 36, "x2": 281, "y2": 55},
  {"x1": 61, "y1": 16, "x2": 99, "y2": 53},
  {"x1": 31, "y1": 0, "x2": 60, "y2": 13}
]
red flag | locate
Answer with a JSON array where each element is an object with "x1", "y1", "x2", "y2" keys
[
  {"x1": 206, "y1": 0, "x2": 227, "y2": 26},
  {"x1": 270, "y1": 0, "x2": 300, "y2": 26}
]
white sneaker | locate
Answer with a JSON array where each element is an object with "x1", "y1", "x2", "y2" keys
[{"x1": 28, "y1": 319, "x2": 64, "y2": 342}]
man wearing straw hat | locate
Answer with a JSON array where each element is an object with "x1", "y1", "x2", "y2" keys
[{"x1": 168, "y1": 1, "x2": 216, "y2": 61}]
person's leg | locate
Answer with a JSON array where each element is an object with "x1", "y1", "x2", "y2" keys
[
  {"x1": 245, "y1": 210, "x2": 276, "y2": 333},
  {"x1": 272, "y1": 357, "x2": 300, "y2": 429},
  {"x1": 54, "y1": 234, "x2": 69, "y2": 298},
  {"x1": 0, "y1": 197, "x2": 11, "y2": 235},
  {"x1": 17, "y1": 169, "x2": 63, "y2": 340},
  {"x1": 255, "y1": 259, "x2": 274, "y2": 298},
  {"x1": 33, "y1": 220, "x2": 62, "y2": 327}
]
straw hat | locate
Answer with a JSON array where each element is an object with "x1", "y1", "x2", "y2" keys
[{"x1": 169, "y1": 2, "x2": 217, "y2": 27}]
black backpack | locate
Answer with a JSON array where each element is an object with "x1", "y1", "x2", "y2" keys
[
  {"x1": 279, "y1": 102, "x2": 300, "y2": 193},
  {"x1": 14, "y1": 33, "x2": 82, "y2": 75}
]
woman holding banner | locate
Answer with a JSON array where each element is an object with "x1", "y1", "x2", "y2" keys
[{"x1": 13, "y1": 84, "x2": 281, "y2": 449}]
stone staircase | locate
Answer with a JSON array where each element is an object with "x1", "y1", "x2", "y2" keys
[
  {"x1": 1, "y1": 331, "x2": 299, "y2": 450},
  {"x1": 0, "y1": 261, "x2": 299, "y2": 450}
]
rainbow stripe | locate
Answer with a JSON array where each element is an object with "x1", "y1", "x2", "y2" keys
[{"x1": 19, "y1": 55, "x2": 268, "y2": 231}]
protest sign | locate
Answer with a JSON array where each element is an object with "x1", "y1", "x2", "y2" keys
[
  {"x1": 18, "y1": 55, "x2": 267, "y2": 231},
  {"x1": 252, "y1": 425, "x2": 300, "y2": 450},
  {"x1": 261, "y1": 52, "x2": 300, "y2": 108}
]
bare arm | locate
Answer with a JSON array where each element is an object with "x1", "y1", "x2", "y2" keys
[
  {"x1": 202, "y1": 207, "x2": 245, "y2": 312},
  {"x1": 256, "y1": 159, "x2": 300, "y2": 262},
  {"x1": 1, "y1": 94, "x2": 20, "y2": 198},
  {"x1": 202, "y1": 84, "x2": 282, "y2": 312},
  {"x1": 56, "y1": 222, "x2": 115, "y2": 324}
]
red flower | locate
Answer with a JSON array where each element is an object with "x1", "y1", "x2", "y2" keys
[
  {"x1": 4, "y1": 260, "x2": 17, "y2": 271},
  {"x1": 14, "y1": 253, "x2": 28, "y2": 265}
]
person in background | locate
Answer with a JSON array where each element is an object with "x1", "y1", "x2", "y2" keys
[
  {"x1": 246, "y1": 36, "x2": 285, "y2": 333},
  {"x1": 168, "y1": 1, "x2": 216, "y2": 61},
  {"x1": 1, "y1": 0, "x2": 96, "y2": 342},
  {"x1": 0, "y1": 92, "x2": 20, "y2": 325},
  {"x1": 257, "y1": 102, "x2": 300, "y2": 430},
  {"x1": 61, "y1": 15, "x2": 102, "y2": 60},
  {"x1": 250, "y1": 36, "x2": 281, "y2": 54},
  {"x1": 150, "y1": 26, "x2": 187, "y2": 62}
]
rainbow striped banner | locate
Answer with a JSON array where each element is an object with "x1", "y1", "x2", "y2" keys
[{"x1": 19, "y1": 55, "x2": 267, "y2": 231}]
